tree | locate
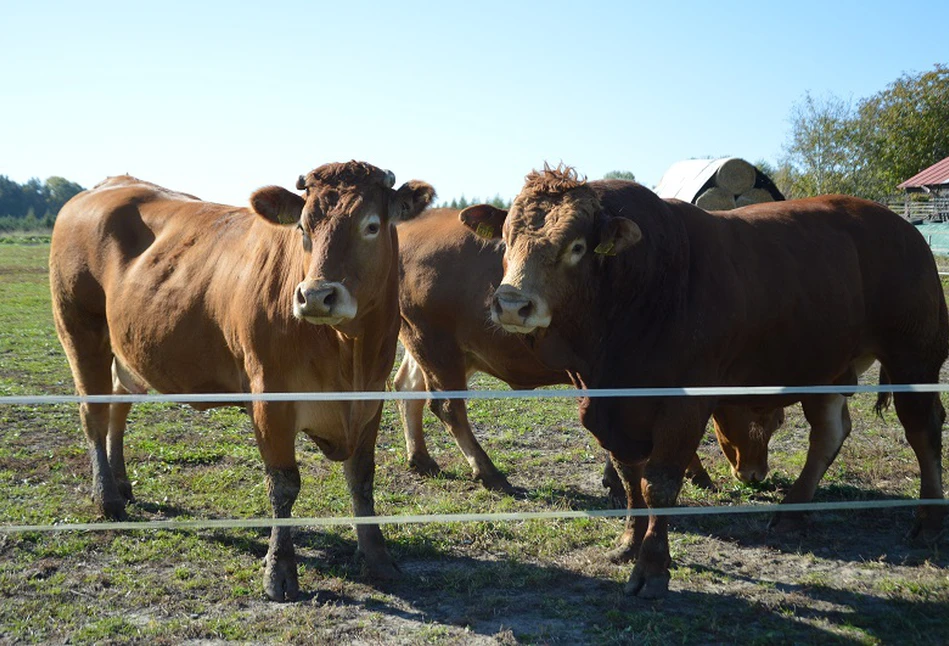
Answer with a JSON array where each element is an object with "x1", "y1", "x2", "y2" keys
[
  {"x1": 488, "y1": 194, "x2": 509, "y2": 209},
  {"x1": 780, "y1": 91, "x2": 862, "y2": 198},
  {"x1": 603, "y1": 170, "x2": 636, "y2": 182},
  {"x1": 45, "y1": 177, "x2": 85, "y2": 214},
  {"x1": 0, "y1": 175, "x2": 25, "y2": 217},
  {"x1": 855, "y1": 64, "x2": 949, "y2": 198}
]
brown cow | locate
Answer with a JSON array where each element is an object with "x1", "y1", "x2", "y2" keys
[
  {"x1": 467, "y1": 166, "x2": 947, "y2": 599},
  {"x1": 394, "y1": 206, "x2": 780, "y2": 495},
  {"x1": 49, "y1": 163, "x2": 435, "y2": 601}
]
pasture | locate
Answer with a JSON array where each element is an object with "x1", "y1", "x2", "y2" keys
[{"x1": 1, "y1": 238, "x2": 948, "y2": 645}]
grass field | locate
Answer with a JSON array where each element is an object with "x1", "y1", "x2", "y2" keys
[{"x1": 0, "y1": 239, "x2": 947, "y2": 644}]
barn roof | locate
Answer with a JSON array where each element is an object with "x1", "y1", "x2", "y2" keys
[{"x1": 898, "y1": 156, "x2": 949, "y2": 189}]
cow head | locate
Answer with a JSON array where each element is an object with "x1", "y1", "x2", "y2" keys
[
  {"x1": 250, "y1": 161, "x2": 435, "y2": 331},
  {"x1": 712, "y1": 405, "x2": 785, "y2": 483},
  {"x1": 461, "y1": 165, "x2": 641, "y2": 335}
]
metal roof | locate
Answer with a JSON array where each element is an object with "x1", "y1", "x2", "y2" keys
[{"x1": 898, "y1": 156, "x2": 949, "y2": 189}]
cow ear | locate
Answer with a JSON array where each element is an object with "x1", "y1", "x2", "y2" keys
[
  {"x1": 391, "y1": 180, "x2": 436, "y2": 222},
  {"x1": 594, "y1": 217, "x2": 642, "y2": 257},
  {"x1": 250, "y1": 186, "x2": 305, "y2": 226},
  {"x1": 459, "y1": 204, "x2": 507, "y2": 240}
]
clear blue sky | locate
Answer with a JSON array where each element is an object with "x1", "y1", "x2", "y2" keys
[{"x1": 2, "y1": 1, "x2": 947, "y2": 206}]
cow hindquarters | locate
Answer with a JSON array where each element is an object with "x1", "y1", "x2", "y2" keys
[{"x1": 344, "y1": 404, "x2": 398, "y2": 579}]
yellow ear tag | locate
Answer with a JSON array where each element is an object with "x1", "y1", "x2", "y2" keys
[
  {"x1": 475, "y1": 223, "x2": 495, "y2": 239},
  {"x1": 594, "y1": 241, "x2": 616, "y2": 256}
]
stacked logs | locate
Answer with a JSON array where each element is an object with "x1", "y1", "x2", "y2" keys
[{"x1": 693, "y1": 158, "x2": 778, "y2": 210}]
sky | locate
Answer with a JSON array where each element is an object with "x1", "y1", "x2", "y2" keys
[{"x1": 2, "y1": 1, "x2": 947, "y2": 207}]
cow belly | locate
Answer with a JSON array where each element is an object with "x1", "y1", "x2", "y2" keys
[{"x1": 109, "y1": 327, "x2": 242, "y2": 402}]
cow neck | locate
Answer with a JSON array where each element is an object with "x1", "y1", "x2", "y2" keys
[{"x1": 575, "y1": 200, "x2": 692, "y2": 391}]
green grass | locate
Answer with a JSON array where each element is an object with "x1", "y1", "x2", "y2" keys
[{"x1": 0, "y1": 242, "x2": 947, "y2": 644}]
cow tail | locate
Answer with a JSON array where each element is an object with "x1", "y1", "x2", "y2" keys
[{"x1": 874, "y1": 365, "x2": 892, "y2": 418}]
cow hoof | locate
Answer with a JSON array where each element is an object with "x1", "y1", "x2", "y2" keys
[
  {"x1": 408, "y1": 455, "x2": 441, "y2": 478},
  {"x1": 906, "y1": 520, "x2": 946, "y2": 546},
  {"x1": 606, "y1": 544, "x2": 639, "y2": 564},
  {"x1": 364, "y1": 555, "x2": 401, "y2": 581},
  {"x1": 100, "y1": 497, "x2": 127, "y2": 521},
  {"x1": 624, "y1": 571, "x2": 669, "y2": 598},
  {"x1": 116, "y1": 479, "x2": 136, "y2": 502},
  {"x1": 687, "y1": 471, "x2": 716, "y2": 491},
  {"x1": 264, "y1": 556, "x2": 299, "y2": 602},
  {"x1": 477, "y1": 470, "x2": 514, "y2": 493},
  {"x1": 768, "y1": 511, "x2": 809, "y2": 534}
]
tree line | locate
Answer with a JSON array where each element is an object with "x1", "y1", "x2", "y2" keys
[
  {"x1": 0, "y1": 175, "x2": 85, "y2": 232},
  {"x1": 770, "y1": 63, "x2": 949, "y2": 201}
]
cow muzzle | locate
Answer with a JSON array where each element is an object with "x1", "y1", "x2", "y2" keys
[
  {"x1": 293, "y1": 280, "x2": 357, "y2": 325},
  {"x1": 731, "y1": 461, "x2": 769, "y2": 485},
  {"x1": 491, "y1": 284, "x2": 552, "y2": 334}
]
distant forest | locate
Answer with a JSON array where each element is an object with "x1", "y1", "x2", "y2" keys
[{"x1": 0, "y1": 175, "x2": 85, "y2": 232}]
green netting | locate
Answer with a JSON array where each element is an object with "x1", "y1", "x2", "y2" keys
[{"x1": 913, "y1": 222, "x2": 949, "y2": 255}]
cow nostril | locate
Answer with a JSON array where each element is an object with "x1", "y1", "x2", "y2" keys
[
  {"x1": 295, "y1": 286, "x2": 306, "y2": 306},
  {"x1": 493, "y1": 298, "x2": 503, "y2": 317},
  {"x1": 323, "y1": 289, "x2": 337, "y2": 308},
  {"x1": 517, "y1": 301, "x2": 533, "y2": 319}
]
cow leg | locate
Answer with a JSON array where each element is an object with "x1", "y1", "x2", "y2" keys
[
  {"x1": 344, "y1": 404, "x2": 398, "y2": 579},
  {"x1": 601, "y1": 452, "x2": 626, "y2": 507},
  {"x1": 107, "y1": 359, "x2": 145, "y2": 503},
  {"x1": 603, "y1": 450, "x2": 711, "y2": 507},
  {"x1": 429, "y1": 389, "x2": 512, "y2": 491},
  {"x1": 252, "y1": 402, "x2": 300, "y2": 602},
  {"x1": 393, "y1": 353, "x2": 440, "y2": 476},
  {"x1": 107, "y1": 388, "x2": 134, "y2": 502},
  {"x1": 770, "y1": 394, "x2": 850, "y2": 532},
  {"x1": 52, "y1": 309, "x2": 126, "y2": 519},
  {"x1": 892, "y1": 389, "x2": 946, "y2": 541},
  {"x1": 684, "y1": 452, "x2": 715, "y2": 491},
  {"x1": 625, "y1": 412, "x2": 709, "y2": 599},
  {"x1": 605, "y1": 456, "x2": 647, "y2": 564}
]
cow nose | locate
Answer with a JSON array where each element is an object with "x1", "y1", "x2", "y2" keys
[
  {"x1": 293, "y1": 280, "x2": 356, "y2": 323},
  {"x1": 491, "y1": 284, "x2": 551, "y2": 333},
  {"x1": 733, "y1": 465, "x2": 767, "y2": 484},
  {"x1": 296, "y1": 284, "x2": 338, "y2": 312},
  {"x1": 493, "y1": 291, "x2": 534, "y2": 321}
]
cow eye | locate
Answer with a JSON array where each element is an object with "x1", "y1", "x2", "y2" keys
[
  {"x1": 297, "y1": 223, "x2": 312, "y2": 252},
  {"x1": 364, "y1": 215, "x2": 381, "y2": 238},
  {"x1": 564, "y1": 238, "x2": 586, "y2": 263}
]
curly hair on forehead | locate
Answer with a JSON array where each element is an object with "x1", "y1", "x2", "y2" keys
[
  {"x1": 521, "y1": 163, "x2": 587, "y2": 196},
  {"x1": 307, "y1": 160, "x2": 389, "y2": 187}
]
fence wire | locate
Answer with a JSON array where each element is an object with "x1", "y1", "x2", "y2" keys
[{"x1": 2, "y1": 383, "x2": 947, "y2": 534}]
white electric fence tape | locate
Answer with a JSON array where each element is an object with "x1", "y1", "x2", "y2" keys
[
  {"x1": 2, "y1": 382, "x2": 948, "y2": 406},
  {"x1": 3, "y1": 500, "x2": 947, "y2": 535},
  {"x1": 2, "y1": 383, "x2": 947, "y2": 534}
]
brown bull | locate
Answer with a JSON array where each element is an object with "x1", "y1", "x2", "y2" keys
[
  {"x1": 49, "y1": 162, "x2": 435, "y2": 601},
  {"x1": 394, "y1": 206, "x2": 781, "y2": 495},
  {"x1": 467, "y1": 165, "x2": 946, "y2": 599}
]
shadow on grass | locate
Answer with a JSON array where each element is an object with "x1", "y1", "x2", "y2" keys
[{"x1": 304, "y1": 533, "x2": 943, "y2": 644}]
